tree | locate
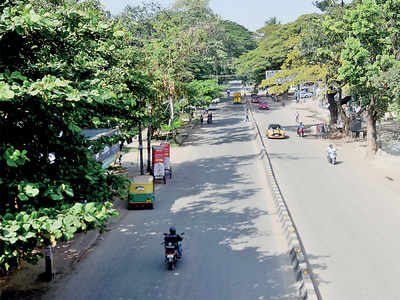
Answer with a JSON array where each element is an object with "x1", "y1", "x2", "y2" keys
[
  {"x1": 0, "y1": 0, "x2": 152, "y2": 274},
  {"x1": 338, "y1": 0, "x2": 396, "y2": 155},
  {"x1": 264, "y1": 16, "x2": 280, "y2": 26}
]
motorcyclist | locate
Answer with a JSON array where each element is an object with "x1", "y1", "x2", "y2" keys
[
  {"x1": 328, "y1": 144, "x2": 336, "y2": 154},
  {"x1": 166, "y1": 227, "x2": 183, "y2": 258},
  {"x1": 297, "y1": 122, "x2": 305, "y2": 135}
]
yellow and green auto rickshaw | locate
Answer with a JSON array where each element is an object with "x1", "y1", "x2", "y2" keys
[
  {"x1": 233, "y1": 92, "x2": 242, "y2": 104},
  {"x1": 128, "y1": 175, "x2": 154, "y2": 209}
]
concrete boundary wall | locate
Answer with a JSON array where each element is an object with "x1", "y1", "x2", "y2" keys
[{"x1": 247, "y1": 101, "x2": 322, "y2": 300}]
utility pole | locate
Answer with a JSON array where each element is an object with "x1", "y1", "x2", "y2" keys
[
  {"x1": 147, "y1": 104, "x2": 152, "y2": 173},
  {"x1": 138, "y1": 122, "x2": 144, "y2": 175},
  {"x1": 147, "y1": 123, "x2": 151, "y2": 173}
]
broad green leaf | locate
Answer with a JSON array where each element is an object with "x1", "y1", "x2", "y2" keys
[
  {"x1": 25, "y1": 232, "x2": 36, "y2": 239},
  {"x1": 0, "y1": 83, "x2": 15, "y2": 100},
  {"x1": 70, "y1": 203, "x2": 83, "y2": 214},
  {"x1": 6, "y1": 159, "x2": 17, "y2": 167},
  {"x1": 24, "y1": 184, "x2": 39, "y2": 197},
  {"x1": 17, "y1": 193, "x2": 29, "y2": 201},
  {"x1": 84, "y1": 214, "x2": 96, "y2": 223}
]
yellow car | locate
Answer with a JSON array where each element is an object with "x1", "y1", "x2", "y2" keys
[{"x1": 266, "y1": 124, "x2": 286, "y2": 139}]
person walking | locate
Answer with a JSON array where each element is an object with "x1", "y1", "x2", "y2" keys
[
  {"x1": 295, "y1": 111, "x2": 299, "y2": 123},
  {"x1": 245, "y1": 108, "x2": 249, "y2": 122}
]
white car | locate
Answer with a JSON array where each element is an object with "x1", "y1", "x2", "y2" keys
[
  {"x1": 211, "y1": 98, "x2": 220, "y2": 104},
  {"x1": 288, "y1": 87, "x2": 297, "y2": 94}
]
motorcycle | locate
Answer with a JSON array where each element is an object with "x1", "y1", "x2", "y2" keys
[
  {"x1": 162, "y1": 233, "x2": 184, "y2": 270},
  {"x1": 327, "y1": 150, "x2": 337, "y2": 165},
  {"x1": 297, "y1": 127, "x2": 304, "y2": 137}
]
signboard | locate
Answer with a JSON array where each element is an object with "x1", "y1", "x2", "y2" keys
[
  {"x1": 152, "y1": 146, "x2": 165, "y2": 178},
  {"x1": 160, "y1": 143, "x2": 171, "y2": 170}
]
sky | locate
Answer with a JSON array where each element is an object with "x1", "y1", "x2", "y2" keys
[{"x1": 100, "y1": 0, "x2": 321, "y2": 31}]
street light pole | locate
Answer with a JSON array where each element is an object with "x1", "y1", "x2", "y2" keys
[
  {"x1": 147, "y1": 104, "x2": 152, "y2": 173},
  {"x1": 138, "y1": 122, "x2": 144, "y2": 175}
]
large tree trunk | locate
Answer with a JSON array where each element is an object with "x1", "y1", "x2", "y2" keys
[
  {"x1": 366, "y1": 95, "x2": 378, "y2": 156},
  {"x1": 327, "y1": 92, "x2": 338, "y2": 125},
  {"x1": 337, "y1": 91, "x2": 351, "y2": 136}
]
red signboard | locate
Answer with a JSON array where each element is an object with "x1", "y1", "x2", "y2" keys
[
  {"x1": 160, "y1": 143, "x2": 170, "y2": 159},
  {"x1": 152, "y1": 146, "x2": 164, "y2": 166},
  {"x1": 160, "y1": 143, "x2": 171, "y2": 170},
  {"x1": 152, "y1": 145, "x2": 165, "y2": 178}
]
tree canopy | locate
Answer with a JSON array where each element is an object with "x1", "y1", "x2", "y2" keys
[
  {"x1": 0, "y1": 0, "x2": 258, "y2": 274},
  {"x1": 238, "y1": 0, "x2": 400, "y2": 155}
]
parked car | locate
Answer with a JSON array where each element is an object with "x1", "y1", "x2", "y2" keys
[{"x1": 258, "y1": 101, "x2": 270, "y2": 110}]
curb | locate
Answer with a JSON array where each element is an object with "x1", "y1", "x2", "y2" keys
[{"x1": 247, "y1": 101, "x2": 322, "y2": 300}]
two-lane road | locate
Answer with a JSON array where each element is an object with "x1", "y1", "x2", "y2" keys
[
  {"x1": 45, "y1": 94, "x2": 297, "y2": 300},
  {"x1": 252, "y1": 98, "x2": 400, "y2": 300}
]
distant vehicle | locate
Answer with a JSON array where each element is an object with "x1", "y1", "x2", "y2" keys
[
  {"x1": 258, "y1": 101, "x2": 270, "y2": 110},
  {"x1": 211, "y1": 98, "x2": 220, "y2": 104},
  {"x1": 266, "y1": 124, "x2": 286, "y2": 139},
  {"x1": 252, "y1": 96, "x2": 260, "y2": 103},
  {"x1": 233, "y1": 92, "x2": 242, "y2": 104},
  {"x1": 288, "y1": 87, "x2": 297, "y2": 94}
]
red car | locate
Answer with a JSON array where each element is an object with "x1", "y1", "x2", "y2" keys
[{"x1": 258, "y1": 101, "x2": 270, "y2": 110}]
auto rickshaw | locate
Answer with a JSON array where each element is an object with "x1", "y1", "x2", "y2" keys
[
  {"x1": 233, "y1": 92, "x2": 242, "y2": 104},
  {"x1": 128, "y1": 175, "x2": 154, "y2": 209}
]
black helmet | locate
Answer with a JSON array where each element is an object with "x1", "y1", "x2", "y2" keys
[{"x1": 169, "y1": 227, "x2": 176, "y2": 235}]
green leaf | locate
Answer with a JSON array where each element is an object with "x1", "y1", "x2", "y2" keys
[
  {"x1": 63, "y1": 185, "x2": 74, "y2": 197},
  {"x1": 84, "y1": 214, "x2": 96, "y2": 223},
  {"x1": 17, "y1": 193, "x2": 29, "y2": 201},
  {"x1": 113, "y1": 30, "x2": 125, "y2": 38},
  {"x1": 24, "y1": 184, "x2": 39, "y2": 197},
  {"x1": 0, "y1": 83, "x2": 15, "y2": 100},
  {"x1": 70, "y1": 203, "x2": 83, "y2": 214},
  {"x1": 84, "y1": 202, "x2": 96, "y2": 213},
  {"x1": 6, "y1": 159, "x2": 17, "y2": 167},
  {"x1": 25, "y1": 232, "x2": 36, "y2": 239}
]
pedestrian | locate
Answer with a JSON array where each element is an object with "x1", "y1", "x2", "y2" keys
[
  {"x1": 200, "y1": 114, "x2": 203, "y2": 124},
  {"x1": 295, "y1": 111, "x2": 299, "y2": 123},
  {"x1": 245, "y1": 108, "x2": 249, "y2": 122}
]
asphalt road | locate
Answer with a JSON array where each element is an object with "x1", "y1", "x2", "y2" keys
[
  {"x1": 252, "y1": 98, "x2": 400, "y2": 300},
  {"x1": 44, "y1": 90, "x2": 296, "y2": 300}
]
